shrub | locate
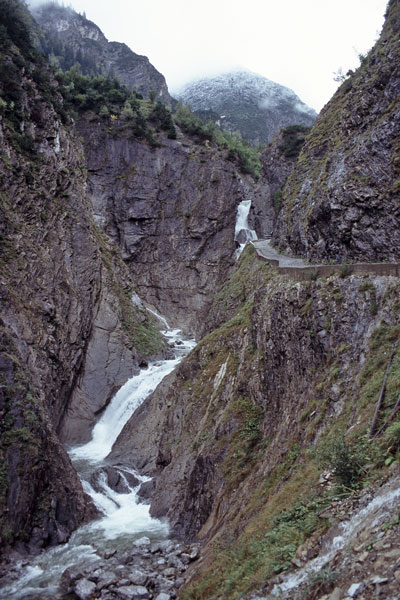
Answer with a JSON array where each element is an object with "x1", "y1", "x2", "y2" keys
[
  {"x1": 316, "y1": 432, "x2": 367, "y2": 488},
  {"x1": 279, "y1": 125, "x2": 311, "y2": 159}
]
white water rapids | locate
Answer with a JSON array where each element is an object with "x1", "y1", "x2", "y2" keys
[
  {"x1": 0, "y1": 318, "x2": 196, "y2": 600},
  {"x1": 235, "y1": 199, "x2": 257, "y2": 259}
]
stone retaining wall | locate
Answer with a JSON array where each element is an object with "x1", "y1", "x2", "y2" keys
[{"x1": 255, "y1": 253, "x2": 400, "y2": 280}]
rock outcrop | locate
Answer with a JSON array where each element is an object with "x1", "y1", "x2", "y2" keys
[
  {"x1": 32, "y1": 3, "x2": 172, "y2": 104},
  {"x1": 175, "y1": 70, "x2": 317, "y2": 145},
  {"x1": 249, "y1": 125, "x2": 310, "y2": 237},
  {"x1": 79, "y1": 121, "x2": 253, "y2": 336},
  {"x1": 273, "y1": 0, "x2": 400, "y2": 262},
  {"x1": 111, "y1": 245, "x2": 400, "y2": 597}
]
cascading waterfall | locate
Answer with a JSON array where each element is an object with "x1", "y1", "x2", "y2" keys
[
  {"x1": 234, "y1": 199, "x2": 257, "y2": 259},
  {"x1": 0, "y1": 318, "x2": 196, "y2": 600}
]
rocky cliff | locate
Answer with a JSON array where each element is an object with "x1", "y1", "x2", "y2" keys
[
  {"x1": 176, "y1": 70, "x2": 317, "y2": 146},
  {"x1": 250, "y1": 125, "x2": 311, "y2": 238},
  {"x1": 79, "y1": 120, "x2": 254, "y2": 337},
  {"x1": 111, "y1": 244, "x2": 400, "y2": 599},
  {"x1": 0, "y1": 3, "x2": 164, "y2": 556},
  {"x1": 33, "y1": 2, "x2": 172, "y2": 105},
  {"x1": 273, "y1": 0, "x2": 400, "y2": 263}
]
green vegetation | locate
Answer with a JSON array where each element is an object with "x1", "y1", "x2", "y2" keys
[
  {"x1": 279, "y1": 124, "x2": 311, "y2": 159},
  {"x1": 174, "y1": 103, "x2": 261, "y2": 179},
  {"x1": 316, "y1": 431, "x2": 368, "y2": 488}
]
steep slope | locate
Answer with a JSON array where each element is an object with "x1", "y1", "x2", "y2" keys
[
  {"x1": 250, "y1": 125, "x2": 311, "y2": 237},
  {"x1": 175, "y1": 70, "x2": 317, "y2": 145},
  {"x1": 32, "y1": 2, "x2": 172, "y2": 104},
  {"x1": 0, "y1": 0, "x2": 164, "y2": 556},
  {"x1": 273, "y1": 0, "x2": 400, "y2": 262},
  {"x1": 111, "y1": 245, "x2": 400, "y2": 599}
]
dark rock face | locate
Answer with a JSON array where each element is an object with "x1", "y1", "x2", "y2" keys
[
  {"x1": 249, "y1": 127, "x2": 309, "y2": 237},
  {"x1": 0, "y1": 96, "x2": 99, "y2": 553},
  {"x1": 110, "y1": 247, "x2": 400, "y2": 546},
  {"x1": 0, "y1": 31, "x2": 163, "y2": 555},
  {"x1": 32, "y1": 3, "x2": 172, "y2": 104},
  {"x1": 176, "y1": 70, "x2": 317, "y2": 145},
  {"x1": 78, "y1": 122, "x2": 253, "y2": 336},
  {"x1": 273, "y1": 0, "x2": 400, "y2": 262}
]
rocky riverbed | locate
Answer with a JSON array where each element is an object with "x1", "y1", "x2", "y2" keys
[{"x1": 1, "y1": 538, "x2": 200, "y2": 600}]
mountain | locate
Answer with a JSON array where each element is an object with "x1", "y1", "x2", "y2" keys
[
  {"x1": 32, "y1": 1, "x2": 172, "y2": 104},
  {"x1": 1, "y1": 1, "x2": 400, "y2": 599},
  {"x1": 175, "y1": 70, "x2": 317, "y2": 145}
]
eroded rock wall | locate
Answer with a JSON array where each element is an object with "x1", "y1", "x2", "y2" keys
[
  {"x1": 0, "y1": 40, "x2": 163, "y2": 554},
  {"x1": 79, "y1": 122, "x2": 252, "y2": 336},
  {"x1": 273, "y1": 0, "x2": 400, "y2": 262},
  {"x1": 111, "y1": 246, "x2": 400, "y2": 538}
]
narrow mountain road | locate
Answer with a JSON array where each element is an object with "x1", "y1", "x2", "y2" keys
[
  {"x1": 252, "y1": 239, "x2": 307, "y2": 268},
  {"x1": 251, "y1": 239, "x2": 400, "y2": 279}
]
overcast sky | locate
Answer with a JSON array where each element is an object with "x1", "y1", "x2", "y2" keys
[{"x1": 28, "y1": 0, "x2": 388, "y2": 112}]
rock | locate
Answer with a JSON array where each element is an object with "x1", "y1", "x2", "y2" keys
[
  {"x1": 97, "y1": 573, "x2": 118, "y2": 590},
  {"x1": 163, "y1": 567, "x2": 176, "y2": 578},
  {"x1": 327, "y1": 590, "x2": 343, "y2": 600},
  {"x1": 34, "y1": 4, "x2": 172, "y2": 104},
  {"x1": 91, "y1": 466, "x2": 140, "y2": 494},
  {"x1": 273, "y1": 0, "x2": 400, "y2": 264},
  {"x1": 116, "y1": 585, "x2": 150, "y2": 599},
  {"x1": 188, "y1": 545, "x2": 200, "y2": 561},
  {"x1": 154, "y1": 593, "x2": 171, "y2": 600},
  {"x1": 177, "y1": 71, "x2": 316, "y2": 146},
  {"x1": 129, "y1": 569, "x2": 147, "y2": 586},
  {"x1": 74, "y1": 578, "x2": 97, "y2": 600},
  {"x1": 138, "y1": 480, "x2": 157, "y2": 503},
  {"x1": 370, "y1": 575, "x2": 390, "y2": 584},
  {"x1": 346, "y1": 582, "x2": 366, "y2": 597},
  {"x1": 134, "y1": 537, "x2": 151, "y2": 548},
  {"x1": 78, "y1": 120, "x2": 253, "y2": 338}
]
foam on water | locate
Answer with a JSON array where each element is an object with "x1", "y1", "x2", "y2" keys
[{"x1": 1, "y1": 319, "x2": 195, "y2": 599}]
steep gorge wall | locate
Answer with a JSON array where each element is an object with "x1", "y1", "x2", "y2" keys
[
  {"x1": 273, "y1": 0, "x2": 400, "y2": 263},
  {"x1": 111, "y1": 245, "x2": 400, "y2": 596},
  {"x1": 0, "y1": 38, "x2": 163, "y2": 555},
  {"x1": 79, "y1": 121, "x2": 253, "y2": 336}
]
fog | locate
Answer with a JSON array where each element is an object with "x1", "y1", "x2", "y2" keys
[{"x1": 26, "y1": 0, "x2": 388, "y2": 112}]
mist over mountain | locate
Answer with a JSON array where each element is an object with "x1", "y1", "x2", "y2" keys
[
  {"x1": 32, "y1": 1, "x2": 172, "y2": 104},
  {"x1": 176, "y1": 70, "x2": 317, "y2": 145}
]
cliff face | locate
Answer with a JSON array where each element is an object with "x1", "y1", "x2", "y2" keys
[
  {"x1": 33, "y1": 3, "x2": 172, "y2": 104},
  {"x1": 250, "y1": 125, "x2": 310, "y2": 238},
  {"x1": 79, "y1": 121, "x2": 253, "y2": 336},
  {"x1": 111, "y1": 245, "x2": 400, "y2": 598},
  {"x1": 0, "y1": 16, "x2": 164, "y2": 554},
  {"x1": 273, "y1": 0, "x2": 400, "y2": 262}
]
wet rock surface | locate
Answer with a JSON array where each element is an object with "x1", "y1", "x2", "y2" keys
[
  {"x1": 248, "y1": 473, "x2": 400, "y2": 600},
  {"x1": 1, "y1": 540, "x2": 201, "y2": 600},
  {"x1": 78, "y1": 122, "x2": 254, "y2": 336}
]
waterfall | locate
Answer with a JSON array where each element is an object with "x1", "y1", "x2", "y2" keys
[
  {"x1": 234, "y1": 199, "x2": 257, "y2": 259},
  {"x1": 0, "y1": 320, "x2": 196, "y2": 599}
]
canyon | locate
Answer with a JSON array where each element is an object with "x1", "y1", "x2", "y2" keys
[{"x1": 0, "y1": 1, "x2": 400, "y2": 600}]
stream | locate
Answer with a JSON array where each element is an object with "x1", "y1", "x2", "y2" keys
[{"x1": 0, "y1": 319, "x2": 195, "y2": 600}]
